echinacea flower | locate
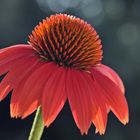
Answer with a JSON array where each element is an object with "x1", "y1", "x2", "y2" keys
[{"x1": 0, "y1": 14, "x2": 129, "y2": 135}]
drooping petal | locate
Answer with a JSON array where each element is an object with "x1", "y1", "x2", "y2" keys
[
  {"x1": 90, "y1": 64, "x2": 125, "y2": 134},
  {"x1": 91, "y1": 67, "x2": 129, "y2": 125},
  {"x1": 93, "y1": 108, "x2": 107, "y2": 135},
  {"x1": 94, "y1": 64, "x2": 125, "y2": 93},
  {"x1": 10, "y1": 62, "x2": 54, "y2": 118},
  {"x1": 0, "y1": 55, "x2": 25, "y2": 75},
  {"x1": 10, "y1": 61, "x2": 43, "y2": 118},
  {"x1": 0, "y1": 44, "x2": 33, "y2": 61},
  {"x1": 0, "y1": 55, "x2": 38, "y2": 101},
  {"x1": 91, "y1": 83, "x2": 108, "y2": 135},
  {"x1": 0, "y1": 44, "x2": 34, "y2": 75},
  {"x1": 66, "y1": 69, "x2": 95, "y2": 134},
  {"x1": 21, "y1": 63, "x2": 57, "y2": 118},
  {"x1": 42, "y1": 66, "x2": 67, "y2": 127},
  {"x1": 83, "y1": 73, "x2": 108, "y2": 135}
]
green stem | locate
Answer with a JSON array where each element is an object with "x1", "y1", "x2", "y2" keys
[{"x1": 28, "y1": 108, "x2": 44, "y2": 140}]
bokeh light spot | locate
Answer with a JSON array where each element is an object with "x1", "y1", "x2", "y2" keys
[
  {"x1": 117, "y1": 23, "x2": 139, "y2": 46},
  {"x1": 80, "y1": 0, "x2": 103, "y2": 18},
  {"x1": 104, "y1": 0, "x2": 126, "y2": 20},
  {"x1": 59, "y1": 0, "x2": 81, "y2": 8}
]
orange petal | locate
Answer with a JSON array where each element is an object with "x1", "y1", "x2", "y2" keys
[{"x1": 42, "y1": 66, "x2": 67, "y2": 127}]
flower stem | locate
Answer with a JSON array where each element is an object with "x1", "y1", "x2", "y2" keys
[{"x1": 28, "y1": 107, "x2": 44, "y2": 140}]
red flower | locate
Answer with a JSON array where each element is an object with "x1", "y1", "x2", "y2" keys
[{"x1": 0, "y1": 14, "x2": 128, "y2": 134}]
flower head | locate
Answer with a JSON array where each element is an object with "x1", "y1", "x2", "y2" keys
[
  {"x1": 29, "y1": 14, "x2": 102, "y2": 70},
  {"x1": 0, "y1": 14, "x2": 128, "y2": 135}
]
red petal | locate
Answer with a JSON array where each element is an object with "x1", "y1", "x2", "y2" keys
[
  {"x1": 0, "y1": 55, "x2": 37, "y2": 101},
  {"x1": 0, "y1": 44, "x2": 33, "y2": 61},
  {"x1": 66, "y1": 69, "x2": 94, "y2": 134},
  {"x1": 10, "y1": 62, "x2": 53, "y2": 118},
  {"x1": 21, "y1": 63, "x2": 57, "y2": 118},
  {"x1": 42, "y1": 66, "x2": 67, "y2": 127},
  {"x1": 83, "y1": 73, "x2": 108, "y2": 134},
  {"x1": 91, "y1": 83, "x2": 108, "y2": 135},
  {"x1": 94, "y1": 64, "x2": 125, "y2": 94},
  {"x1": 10, "y1": 58, "x2": 44, "y2": 117},
  {"x1": 91, "y1": 67, "x2": 129, "y2": 125},
  {"x1": 0, "y1": 44, "x2": 34, "y2": 75}
]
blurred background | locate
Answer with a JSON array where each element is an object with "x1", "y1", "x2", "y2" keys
[{"x1": 0, "y1": 0, "x2": 140, "y2": 140}]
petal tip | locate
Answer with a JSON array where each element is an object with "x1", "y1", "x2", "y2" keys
[
  {"x1": 95, "y1": 128, "x2": 105, "y2": 135},
  {"x1": 122, "y1": 117, "x2": 129, "y2": 125},
  {"x1": 44, "y1": 119, "x2": 52, "y2": 128},
  {"x1": 80, "y1": 129, "x2": 89, "y2": 135}
]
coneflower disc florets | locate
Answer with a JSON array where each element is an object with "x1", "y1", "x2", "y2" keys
[{"x1": 29, "y1": 14, "x2": 103, "y2": 70}]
